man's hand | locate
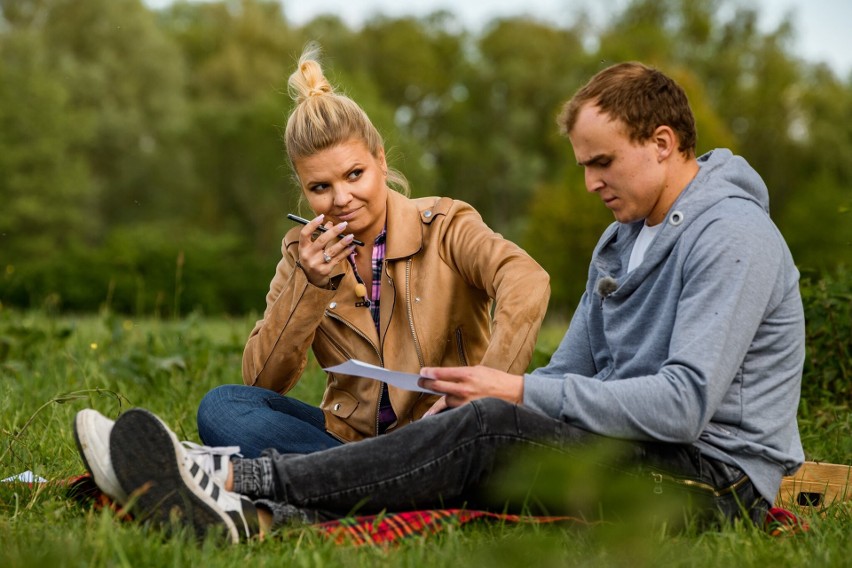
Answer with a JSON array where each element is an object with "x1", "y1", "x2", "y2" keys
[{"x1": 418, "y1": 366, "x2": 523, "y2": 410}]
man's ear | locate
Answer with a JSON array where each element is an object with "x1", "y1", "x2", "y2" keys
[{"x1": 653, "y1": 125, "x2": 677, "y2": 162}]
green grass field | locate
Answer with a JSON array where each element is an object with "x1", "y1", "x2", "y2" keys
[{"x1": 1, "y1": 311, "x2": 850, "y2": 567}]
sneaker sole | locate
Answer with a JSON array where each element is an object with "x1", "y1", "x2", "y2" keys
[
  {"x1": 73, "y1": 410, "x2": 127, "y2": 502},
  {"x1": 110, "y1": 408, "x2": 239, "y2": 543}
]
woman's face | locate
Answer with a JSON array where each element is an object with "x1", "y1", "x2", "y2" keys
[{"x1": 295, "y1": 138, "x2": 389, "y2": 240}]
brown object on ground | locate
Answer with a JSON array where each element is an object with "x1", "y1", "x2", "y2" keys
[{"x1": 776, "y1": 461, "x2": 852, "y2": 511}]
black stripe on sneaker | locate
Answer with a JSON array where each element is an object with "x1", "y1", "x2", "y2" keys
[
  {"x1": 226, "y1": 511, "x2": 246, "y2": 539},
  {"x1": 211, "y1": 483, "x2": 219, "y2": 501},
  {"x1": 225, "y1": 499, "x2": 260, "y2": 541}
]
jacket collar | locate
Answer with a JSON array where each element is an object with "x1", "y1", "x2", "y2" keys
[{"x1": 383, "y1": 190, "x2": 423, "y2": 260}]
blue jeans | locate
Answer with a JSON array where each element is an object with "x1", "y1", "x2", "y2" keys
[
  {"x1": 260, "y1": 398, "x2": 768, "y2": 526},
  {"x1": 196, "y1": 385, "x2": 342, "y2": 458}
]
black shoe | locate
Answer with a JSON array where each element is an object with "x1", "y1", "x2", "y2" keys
[{"x1": 110, "y1": 408, "x2": 260, "y2": 543}]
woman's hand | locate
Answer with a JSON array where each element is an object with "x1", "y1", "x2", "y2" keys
[
  {"x1": 297, "y1": 214, "x2": 356, "y2": 287},
  {"x1": 422, "y1": 396, "x2": 449, "y2": 417},
  {"x1": 418, "y1": 366, "x2": 524, "y2": 409}
]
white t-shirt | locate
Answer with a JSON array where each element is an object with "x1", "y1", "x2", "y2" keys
[{"x1": 627, "y1": 222, "x2": 663, "y2": 272}]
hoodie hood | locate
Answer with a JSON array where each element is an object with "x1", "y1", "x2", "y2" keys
[
  {"x1": 689, "y1": 148, "x2": 769, "y2": 214},
  {"x1": 591, "y1": 149, "x2": 771, "y2": 295}
]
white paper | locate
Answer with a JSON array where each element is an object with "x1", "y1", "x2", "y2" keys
[
  {"x1": 324, "y1": 359, "x2": 441, "y2": 395},
  {"x1": 2, "y1": 470, "x2": 47, "y2": 483}
]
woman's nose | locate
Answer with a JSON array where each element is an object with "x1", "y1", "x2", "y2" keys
[{"x1": 332, "y1": 185, "x2": 352, "y2": 207}]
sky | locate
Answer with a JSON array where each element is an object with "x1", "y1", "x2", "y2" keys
[{"x1": 143, "y1": 0, "x2": 852, "y2": 77}]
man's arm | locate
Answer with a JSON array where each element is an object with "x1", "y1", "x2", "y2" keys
[{"x1": 526, "y1": 213, "x2": 789, "y2": 442}]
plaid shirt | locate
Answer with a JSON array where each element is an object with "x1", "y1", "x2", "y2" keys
[
  {"x1": 369, "y1": 230, "x2": 386, "y2": 331},
  {"x1": 351, "y1": 229, "x2": 396, "y2": 432}
]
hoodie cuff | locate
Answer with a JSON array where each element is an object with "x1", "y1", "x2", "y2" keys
[{"x1": 522, "y1": 374, "x2": 564, "y2": 419}]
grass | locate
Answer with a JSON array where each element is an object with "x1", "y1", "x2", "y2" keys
[{"x1": 1, "y1": 309, "x2": 850, "y2": 567}]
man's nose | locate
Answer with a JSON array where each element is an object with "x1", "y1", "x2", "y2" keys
[{"x1": 585, "y1": 169, "x2": 604, "y2": 193}]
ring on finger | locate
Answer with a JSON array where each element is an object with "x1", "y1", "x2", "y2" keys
[{"x1": 323, "y1": 252, "x2": 332, "y2": 263}]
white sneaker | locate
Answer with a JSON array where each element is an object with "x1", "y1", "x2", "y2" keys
[
  {"x1": 73, "y1": 410, "x2": 240, "y2": 507},
  {"x1": 181, "y1": 441, "x2": 241, "y2": 487},
  {"x1": 110, "y1": 408, "x2": 260, "y2": 543},
  {"x1": 73, "y1": 409, "x2": 128, "y2": 503}
]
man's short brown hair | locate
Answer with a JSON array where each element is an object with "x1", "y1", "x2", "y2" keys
[{"x1": 557, "y1": 62, "x2": 697, "y2": 154}]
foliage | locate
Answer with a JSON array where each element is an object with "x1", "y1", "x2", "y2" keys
[
  {"x1": 0, "y1": 223, "x2": 275, "y2": 315},
  {"x1": 1, "y1": 0, "x2": 851, "y2": 313},
  {"x1": 798, "y1": 268, "x2": 851, "y2": 408},
  {"x1": 0, "y1": 27, "x2": 93, "y2": 256}
]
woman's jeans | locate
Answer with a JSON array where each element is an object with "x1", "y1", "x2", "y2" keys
[
  {"x1": 262, "y1": 398, "x2": 768, "y2": 526},
  {"x1": 197, "y1": 384, "x2": 342, "y2": 458}
]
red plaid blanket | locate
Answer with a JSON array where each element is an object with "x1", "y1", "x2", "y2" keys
[
  {"x1": 314, "y1": 509, "x2": 582, "y2": 545},
  {"x1": 62, "y1": 474, "x2": 808, "y2": 544}
]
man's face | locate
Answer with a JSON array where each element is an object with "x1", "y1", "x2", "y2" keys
[{"x1": 568, "y1": 104, "x2": 670, "y2": 225}]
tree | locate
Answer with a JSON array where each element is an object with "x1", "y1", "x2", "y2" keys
[
  {"x1": 0, "y1": 28, "x2": 93, "y2": 258},
  {"x1": 436, "y1": 17, "x2": 589, "y2": 238}
]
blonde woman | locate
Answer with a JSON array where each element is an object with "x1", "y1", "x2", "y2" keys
[{"x1": 196, "y1": 44, "x2": 550, "y2": 457}]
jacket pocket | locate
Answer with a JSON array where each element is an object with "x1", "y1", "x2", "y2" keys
[{"x1": 324, "y1": 386, "x2": 359, "y2": 419}]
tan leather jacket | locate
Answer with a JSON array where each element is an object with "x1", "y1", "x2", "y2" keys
[{"x1": 242, "y1": 190, "x2": 550, "y2": 442}]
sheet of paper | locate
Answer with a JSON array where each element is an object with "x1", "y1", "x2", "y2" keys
[
  {"x1": 1, "y1": 470, "x2": 47, "y2": 483},
  {"x1": 324, "y1": 359, "x2": 441, "y2": 395}
]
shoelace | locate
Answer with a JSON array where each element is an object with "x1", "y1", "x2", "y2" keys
[{"x1": 181, "y1": 441, "x2": 242, "y2": 484}]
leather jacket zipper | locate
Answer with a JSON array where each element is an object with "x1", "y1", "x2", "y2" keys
[
  {"x1": 455, "y1": 328, "x2": 468, "y2": 365},
  {"x1": 324, "y1": 311, "x2": 382, "y2": 363},
  {"x1": 325, "y1": 310, "x2": 384, "y2": 437},
  {"x1": 405, "y1": 259, "x2": 425, "y2": 368}
]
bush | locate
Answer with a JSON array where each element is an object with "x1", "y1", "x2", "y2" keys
[
  {"x1": 799, "y1": 267, "x2": 851, "y2": 408},
  {"x1": 0, "y1": 224, "x2": 276, "y2": 316}
]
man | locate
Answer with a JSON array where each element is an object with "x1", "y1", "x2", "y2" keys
[{"x1": 75, "y1": 62, "x2": 805, "y2": 542}]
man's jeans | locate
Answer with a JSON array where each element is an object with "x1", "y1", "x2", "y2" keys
[
  {"x1": 262, "y1": 398, "x2": 768, "y2": 526},
  {"x1": 197, "y1": 385, "x2": 342, "y2": 458}
]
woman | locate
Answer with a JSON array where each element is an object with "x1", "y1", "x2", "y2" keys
[{"x1": 197, "y1": 44, "x2": 550, "y2": 457}]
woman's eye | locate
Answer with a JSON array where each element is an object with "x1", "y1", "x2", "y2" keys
[
  {"x1": 310, "y1": 183, "x2": 328, "y2": 192},
  {"x1": 348, "y1": 169, "x2": 363, "y2": 180}
]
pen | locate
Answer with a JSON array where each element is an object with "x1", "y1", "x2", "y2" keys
[{"x1": 287, "y1": 213, "x2": 365, "y2": 246}]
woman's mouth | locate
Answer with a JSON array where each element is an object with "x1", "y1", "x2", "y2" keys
[{"x1": 336, "y1": 208, "x2": 360, "y2": 222}]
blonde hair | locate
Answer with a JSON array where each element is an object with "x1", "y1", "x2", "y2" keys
[{"x1": 284, "y1": 43, "x2": 409, "y2": 196}]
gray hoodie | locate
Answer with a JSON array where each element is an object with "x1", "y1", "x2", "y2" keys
[{"x1": 523, "y1": 149, "x2": 805, "y2": 503}]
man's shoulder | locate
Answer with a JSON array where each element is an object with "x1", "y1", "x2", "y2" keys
[{"x1": 674, "y1": 195, "x2": 774, "y2": 242}]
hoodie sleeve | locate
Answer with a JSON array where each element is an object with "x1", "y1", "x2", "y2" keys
[
  {"x1": 523, "y1": 208, "x2": 792, "y2": 443},
  {"x1": 523, "y1": 292, "x2": 597, "y2": 417}
]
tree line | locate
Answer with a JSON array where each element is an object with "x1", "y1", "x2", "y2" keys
[{"x1": 1, "y1": 0, "x2": 850, "y2": 316}]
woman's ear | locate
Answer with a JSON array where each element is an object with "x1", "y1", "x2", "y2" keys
[{"x1": 377, "y1": 147, "x2": 387, "y2": 173}]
